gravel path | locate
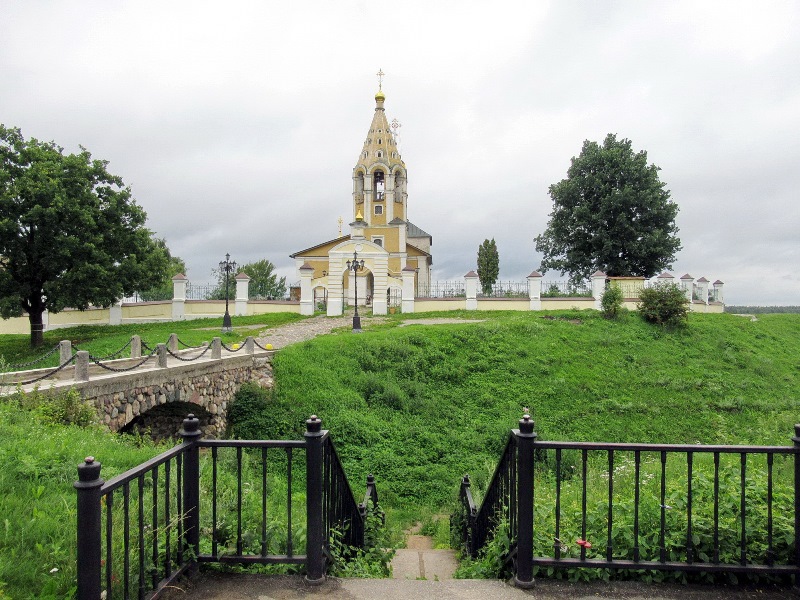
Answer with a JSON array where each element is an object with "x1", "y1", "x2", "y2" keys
[
  {"x1": 253, "y1": 315, "x2": 488, "y2": 349},
  {"x1": 253, "y1": 315, "x2": 387, "y2": 349}
]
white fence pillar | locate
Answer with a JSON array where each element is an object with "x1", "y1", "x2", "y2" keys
[
  {"x1": 465, "y1": 271, "x2": 478, "y2": 311},
  {"x1": 713, "y1": 280, "x2": 724, "y2": 303},
  {"x1": 680, "y1": 274, "x2": 694, "y2": 303},
  {"x1": 591, "y1": 271, "x2": 607, "y2": 310},
  {"x1": 696, "y1": 277, "x2": 710, "y2": 305},
  {"x1": 527, "y1": 271, "x2": 542, "y2": 311},
  {"x1": 402, "y1": 267, "x2": 416, "y2": 314},
  {"x1": 172, "y1": 274, "x2": 187, "y2": 320},
  {"x1": 109, "y1": 300, "x2": 122, "y2": 325},
  {"x1": 235, "y1": 273, "x2": 250, "y2": 316},
  {"x1": 299, "y1": 263, "x2": 315, "y2": 316}
]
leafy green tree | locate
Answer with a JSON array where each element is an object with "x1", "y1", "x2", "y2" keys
[
  {"x1": 210, "y1": 258, "x2": 286, "y2": 300},
  {"x1": 535, "y1": 134, "x2": 681, "y2": 282},
  {"x1": 241, "y1": 259, "x2": 286, "y2": 299},
  {"x1": 477, "y1": 238, "x2": 500, "y2": 296},
  {"x1": 137, "y1": 238, "x2": 187, "y2": 301},
  {"x1": 0, "y1": 126, "x2": 169, "y2": 346}
]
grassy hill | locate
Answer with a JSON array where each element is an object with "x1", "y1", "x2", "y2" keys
[
  {"x1": 2, "y1": 310, "x2": 798, "y2": 596},
  {"x1": 236, "y1": 311, "x2": 799, "y2": 510}
]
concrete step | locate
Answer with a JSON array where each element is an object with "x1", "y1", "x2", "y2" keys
[{"x1": 391, "y1": 548, "x2": 459, "y2": 580}]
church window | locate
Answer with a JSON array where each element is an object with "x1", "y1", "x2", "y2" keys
[
  {"x1": 374, "y1": 171, "x2": 385, "y2": 200},
  {"x1": 378, "y1": 138, "x2": 382, "y2": 144},
  {"x1": 374, "y1": 205, "x2": 383, "y2": 215},
  {"x1": 363, "y1": 152, "x2": 367, "y2": 159},
  {"x1": 372, "y1": 236, "x2": 384, "y2": 247},
  {"x1": 377, "y1": 151, "x2": 383, "y2": 158}
]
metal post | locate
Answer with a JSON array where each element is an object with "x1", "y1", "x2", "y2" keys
[
  {"x1": 514, "y1": 414, "x2": 537, "y2": 589},
  {"x1": 219, "y1": 253, "x2": 236, "y2": 333},
  {"x1": 793, "y1": 424, "x2": 800, "y2": 593},
  {"x1": 180, "y1": 415, "x2": 202, "y2": 574},
  {"x1": 75, "y1": 456, "x2": 104, "y2": 600},
  {"x1": 304, "y1": 415, "x2": 326, "y2": 585}
]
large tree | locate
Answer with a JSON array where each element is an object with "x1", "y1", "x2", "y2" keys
[
  {"x1": 477, "y1": 238, "x2": 500, "y2": 296},
  {"x1": 534, "y1": 133, "x2": 681, "y2": 282},
  {"x1": 136, "y1": 238, "x2": 187, "y2": 301},
  {"x1": 0, "y1": 126, "x2": 169, "y2": 346}
]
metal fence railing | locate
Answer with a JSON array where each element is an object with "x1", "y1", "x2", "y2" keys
[
  {"x1": 417, "y1": 281, "x2": 466, "y2": 298},
  {"x1": 75, "y1": 415, "x2": 380, "y2": 599},
  {"x1": 458, "y1": 415, "x2": 800, "y2": 586},
  {"x1": 541, "y1": 281, "x2": 593, "y2": 298}
]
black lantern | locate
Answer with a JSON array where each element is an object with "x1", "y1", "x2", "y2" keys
[
  {"x1": 219, "y1": 253, "x2": 237, "y2": 333},
  {"x1": 345, "y1": 250, "x2": 365, "y2": 332}
]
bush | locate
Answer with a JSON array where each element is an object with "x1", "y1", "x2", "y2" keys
[
  {"x1": 600, "y1": 285, "x2": 624, "y2": 320},
  {"x1": 637, "y1": 283, "x2": 690, "y2": 328},
  {"x1": 226, "y1": 382, "x2": 272, "y2": 438}
]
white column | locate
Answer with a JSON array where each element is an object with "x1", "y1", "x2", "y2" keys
[
  {"x1": 235, "y1": 273, "x2": 251, "y2": 316},
  {"x1": 299, "y1": 264, "x2": 314, "y2": 316},
  {"x1": 713, "y1": 280, "x2": 724, "y2": 303},
  {"x1": 172, "y1": 274, "x2": 187, "y2": 320},
  {"x1": 696, "y1": 277, "x2": 710, "y2": 305},
  {"x1": 402, "y1": 267, "x2": 416, "y2": 314},
  {"x1": 109, "y1": 299, "x2": 123, "y2": 325},
  {"x1": 591, "y1": 271, "x2": 607, "y2": 311},
  {"x1": 371, "y1": 255, "x2": 389, "y2": 315},
  {"x1": 465, "y1": 271, "x2": 478, "y2": 311},
  {"x1": 386, "y1": 172, "x2": 395, "y2": 222},
  {"x1": 680, "y1": 274, "x2": 695, "y2": 303},
  {"x1": 527, "y1": 271, "x2": 542, "y2": 311},
  {"x1": 327, "y1": 259, "x2": 344, "y2": 316}
]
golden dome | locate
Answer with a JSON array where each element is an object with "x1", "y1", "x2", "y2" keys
[{"x1": 375, "y1": 89, "x2": 385, "y2": 102}]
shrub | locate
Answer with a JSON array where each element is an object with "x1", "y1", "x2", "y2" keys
[
  {"x1": 637, "y1": 282, "x2": 689, "y2": 328},
  {"x1": 600, "y1": 285, "x2": 624, "y2": 320},
  {"x1": 226, "y1": 382, "x2": 272, "y2": 438}
]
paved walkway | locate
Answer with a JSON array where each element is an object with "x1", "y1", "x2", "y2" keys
[{"x1": 162, "y1": 573, "x2": 796, "y2": 600}]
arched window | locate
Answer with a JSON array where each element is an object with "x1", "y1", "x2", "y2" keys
[
  {"x1": 377, "y1": 151, "x2": 383, "y2": 159},
  {"x1": 374, "y1": 171, "x2": 385, "y2": 200}
]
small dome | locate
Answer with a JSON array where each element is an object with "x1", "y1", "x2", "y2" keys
[{"x1": 375, "y1": 89, "x2": 385, "y2": 102}]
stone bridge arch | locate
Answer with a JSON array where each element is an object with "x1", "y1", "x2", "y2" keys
[{"x1": 120, "y1": 401, "x2": 214, "y2": 441}]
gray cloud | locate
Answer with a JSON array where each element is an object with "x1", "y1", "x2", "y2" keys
[{"x1": 1, "y1": 0, "x2": 798, "y2": 304}]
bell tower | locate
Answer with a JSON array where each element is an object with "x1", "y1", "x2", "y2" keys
[{"x1": 352, "y1": 70, "x2": 408, "y2": 231}]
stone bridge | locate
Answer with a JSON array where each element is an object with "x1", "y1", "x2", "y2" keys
[{"x1": 17, "y1": 344, "x2": 274, "y2": 439}]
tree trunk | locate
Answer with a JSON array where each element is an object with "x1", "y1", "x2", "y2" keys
[{"x1": 28, "y1": 309, "x2": 44, "y2": 348}]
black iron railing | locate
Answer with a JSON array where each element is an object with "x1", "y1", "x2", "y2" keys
[
  {"x1": 75, "y1": 415, "x2": 378, "y2": 599},
  {"x1": 458, "y1": 415, "x2": 800, "y2": 588}
]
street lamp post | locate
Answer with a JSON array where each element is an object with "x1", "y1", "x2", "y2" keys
[
  {"x1": 346, "y1": 250, "x2": 365, "y2": 332},
  {"x1": 219, "y1": 253, "x2": 237, "y2": 333}
]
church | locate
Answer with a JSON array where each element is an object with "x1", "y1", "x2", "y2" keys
[{"x1": 290, "y1": 77, "x2": 432, "y2": 316}]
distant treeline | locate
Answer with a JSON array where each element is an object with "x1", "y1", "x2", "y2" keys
[{"x1": 725, "y1": 306, "x2": 800, "y2": 314}]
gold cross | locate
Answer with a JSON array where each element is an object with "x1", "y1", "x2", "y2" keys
[{"x1": 376, "y1": 68, "x2": 385, "y2": 90}]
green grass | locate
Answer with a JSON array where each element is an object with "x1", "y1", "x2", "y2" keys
[
  {"x1": 246, "y1": 311, "x2": 799, "y2": 511},
  {"x1": 2, "y1": 310, "x2": 799, "y2": 595},
  {"x1": 0, "y1": 313, "x2": 306, "y2": 372}
]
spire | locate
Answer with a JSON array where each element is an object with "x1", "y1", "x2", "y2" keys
[{"x1": 355, "y1": 70, "x2": 405, "y2": 171}]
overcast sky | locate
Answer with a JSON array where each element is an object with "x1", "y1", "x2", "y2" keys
[{"x1": 2, "y1": 1, "x2": 799, "y2": 305}]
